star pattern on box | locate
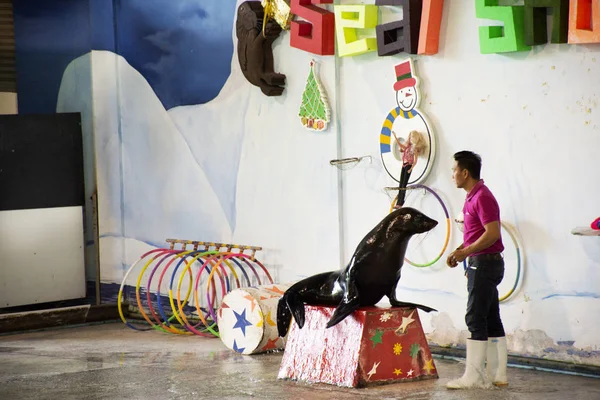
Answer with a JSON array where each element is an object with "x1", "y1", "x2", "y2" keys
[
  {"x1": 423, "y1": 359, "x2": 436, "y2": 374},
  {"x1": 380, "y1": 312, "x2": 392, "y2": 322},
  {"x1": 243, "y1": 295, "x2": 257, "y2": 312},
  {"x1": 265, "y1": 286, "x2": 286, "y2": 295},
  {"x1": 396, "y1": 310, "x2": 416, "y2": 334},
  {"x1": 393, "y1": 343, "x2": 403, "y2": 355},
  {"x1": 255, "y1": 309, "x2": 264, "y2": 327},
  {"x1": 367, "y1": 361, "x2": 380, "y2": 381},
  {"x1": 279, "y1": 305, "x2": 438, "y2": 386},
  {"x1": 410, "y1": 343, "x2": 421, "y2": 359},
  {"x1": 265, "y1": 311, "x2": 277, "y2": 327},
  {"x1": 262, "y1": 337, "x2": 280, "y2": 351},
  {"x1": 232, "y1": 309, "x2": 252, "y2": 336},
  {"x1": 370, "y1": 329, "x2": 384, "y2": 348},
  {"x1": 232, "y1": 339, "x2": 245, "y2": 354}
]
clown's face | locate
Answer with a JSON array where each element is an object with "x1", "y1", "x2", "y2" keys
[{"x1": 396, "y1": 87, "x2": 418, "y2": 111}]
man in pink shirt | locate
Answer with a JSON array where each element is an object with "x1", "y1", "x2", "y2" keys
[{"x1": 445, "y1": 151, "x2": 508, "y2": 390}]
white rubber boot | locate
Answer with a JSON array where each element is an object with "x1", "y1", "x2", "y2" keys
[
  {"x1": 487, "y1": 337, "x2": 508, "y2": 386},
  {"x1": 446, "y1": 339, "x2": 492, "y2": 389}
]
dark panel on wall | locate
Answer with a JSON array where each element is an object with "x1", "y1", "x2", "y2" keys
[
  {"x1": 0, "y1": 0, "x2": 16, "y2": 92},
  {"x1": 0, "y1": 113, "x2": 84, "y2": 211}
]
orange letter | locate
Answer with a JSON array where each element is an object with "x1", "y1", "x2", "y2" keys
[
  {"x1": 568, "y1": 0, "x2": 600, "y2": 44},
  {"x1": 418, "y1": 0, "x2": 444, "y2": 55}
]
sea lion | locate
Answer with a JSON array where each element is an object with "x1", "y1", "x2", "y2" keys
[{"x1": 277, "y1": 207, "x2": 438, "y2": 337}]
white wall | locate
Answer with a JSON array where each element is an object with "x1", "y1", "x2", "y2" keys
[
  {"x1": 56, "y1": 0, "x2": 600, "y2": 366},
  {"x1": 337, "y1": 1, "x2": 600, "y2": 365}
]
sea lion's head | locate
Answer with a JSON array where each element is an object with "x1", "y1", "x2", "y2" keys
[{"x1": 389, "y1": 207, "x2": 438, "y2": 236}]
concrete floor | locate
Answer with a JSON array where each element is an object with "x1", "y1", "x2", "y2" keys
[{"x1": 0, "y1": 323, "x2": 599, "y2": 400}]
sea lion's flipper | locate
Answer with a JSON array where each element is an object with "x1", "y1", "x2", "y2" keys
[
  {"x1": 387, "y1": 280, "x2": 438, "y2": 313},
  {"x1": 389, "y1": 299, "x2": 438, "y2": 313},
  {"x1": 286, "y1": 291, "x2": 306, "y2": 328},
  {"x1": 326, "y1": 297, "x2": 360, "y2": 328},
  {"x1": 277, "y1": 290, "x2": 307, "y2": 337},
  {"x1": 326, "y1": 280, "x2": 360, "y2": 328},
  {"x1": 276, "y1": 296, "x2": 292, "y2": 337}
]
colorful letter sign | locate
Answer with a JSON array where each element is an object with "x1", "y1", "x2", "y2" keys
[
  {"x1": 290, "y1": 0, "x2": 335, "y2": 55},
  {"x1": 475, "y1": 0, "x2": 530, "y2": 54},
  {"x1": 334, "y1": 5, "x2": 379, "y2": 57},
  {"x1": 418, "y1": 0, "x2": 444, "y2": 55},
  {"x1": 375, "y1": 0, "x2": 422, "y2": 56},
  {"x1": 568, "y1": 0, "x2": 600, "y2": 44},
  {"x1": 524, "y1": 0, "x2": 569, "y2": 45}
]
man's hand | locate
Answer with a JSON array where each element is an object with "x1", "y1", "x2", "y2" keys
[
  {"x1": 452, "y1": 248, "x2": 469, "y2": 263},
  {"x1": 446, "y1": 253, "x2": 458, "y2": 268},
  {"x1": 446, "y1": 245, "x2": 467, "y2": 268}
]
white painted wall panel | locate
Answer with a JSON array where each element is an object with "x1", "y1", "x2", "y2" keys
[{"x1": 0, "y1": 206, "x2": 85, "y2": 307}]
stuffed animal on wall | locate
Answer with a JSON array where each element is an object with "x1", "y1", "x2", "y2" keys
[{"x1": 236, "y1": 1, "x2": 286, "y2": 96}]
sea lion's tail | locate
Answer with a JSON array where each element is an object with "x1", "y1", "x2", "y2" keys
[{"x1": 277, "y1": 291, "x2": 305, "y2": 337}]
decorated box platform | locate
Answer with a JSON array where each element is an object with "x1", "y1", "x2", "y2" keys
[{"x1": 278, "y1": 305, "x2": 438, "y2": 388}]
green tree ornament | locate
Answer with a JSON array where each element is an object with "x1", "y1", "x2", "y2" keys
[{"x1": 299, "y1": 60, "x2": 331, "y2": 132}]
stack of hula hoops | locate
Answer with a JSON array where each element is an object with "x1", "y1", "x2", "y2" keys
[{"x1": 117, "y1": 239, "x2": 277, "y2": 339}]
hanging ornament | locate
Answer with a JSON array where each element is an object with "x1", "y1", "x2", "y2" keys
[
  {"x1": 261, "y1": 0, "x2": 292, "y2": 33},
  {"x1": 298, "y1": 60, "x2": 331, "y2": 132}
]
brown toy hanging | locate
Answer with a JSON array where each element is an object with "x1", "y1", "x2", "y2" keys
[{"x1": 236, "y1": 1, "x2": 286, "y2": 96}]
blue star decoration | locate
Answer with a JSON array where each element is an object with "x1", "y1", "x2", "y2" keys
[
  {"x1": 233, "y1": 339, "x2": 245, "y2": 354},
  {"x1": 233, "y1": 308, "x2": 252, "y2": 336}
]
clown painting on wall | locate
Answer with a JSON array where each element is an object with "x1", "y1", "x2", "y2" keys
[{"x1": 379, "y1": 58, "x2": 437, "y2": 206}]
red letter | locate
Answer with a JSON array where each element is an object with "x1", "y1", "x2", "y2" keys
[{"x1": 290, "y1": 0, "x2": 335, "y2": 55}]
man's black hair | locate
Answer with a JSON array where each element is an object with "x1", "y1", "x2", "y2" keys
[{"x1": 453, "y1": 151, "x2": 482, "y2": 180}]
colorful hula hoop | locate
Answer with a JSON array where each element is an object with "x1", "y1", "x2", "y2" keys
[
  {"x1": 462, "y1": 223, "x2": 522, "y2": 303},
  {"x1": 389, "y1": 184, "x2": 451, "y2": 268},
  {"x1": 155, "y1": 251, "x2": 222, "y2": 335},
  {"x1": 158, "y1": 251, "x2": 217, "y2": 335},
  {"x1": 203, "y1": 252, "x2": 274, "y2": 326},
  {"x1": 119, "y1": 243, "x2": 273, "y2": 335},
  {"x1": 118, "y1": 249, "x2": 179, "y2": 331},
  {"x1": 135, "y1": 251, "x2": 193, "y2": 334},
  {"x1": 144, "y1": 251, "x2": 199, "y2": 334},
  {"x1": 170, "y1": 250, "x2": 223, "y2": 337},
  {"x1": 176, "y1": 253, "x2": 223, "y2": 337}
]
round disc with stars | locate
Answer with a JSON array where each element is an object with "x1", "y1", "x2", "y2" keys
[{"x1": 217, "y1": 284, "x2": 291, "y2": 355}]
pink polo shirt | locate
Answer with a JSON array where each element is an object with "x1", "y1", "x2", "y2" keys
[{"x1": 463, "y1": 180, "x2": 504, "y2": 256}]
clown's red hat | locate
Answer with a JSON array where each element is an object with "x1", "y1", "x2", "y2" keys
[{"x1": 394, "y1": 60, "x2": 417, "y2": 91}]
